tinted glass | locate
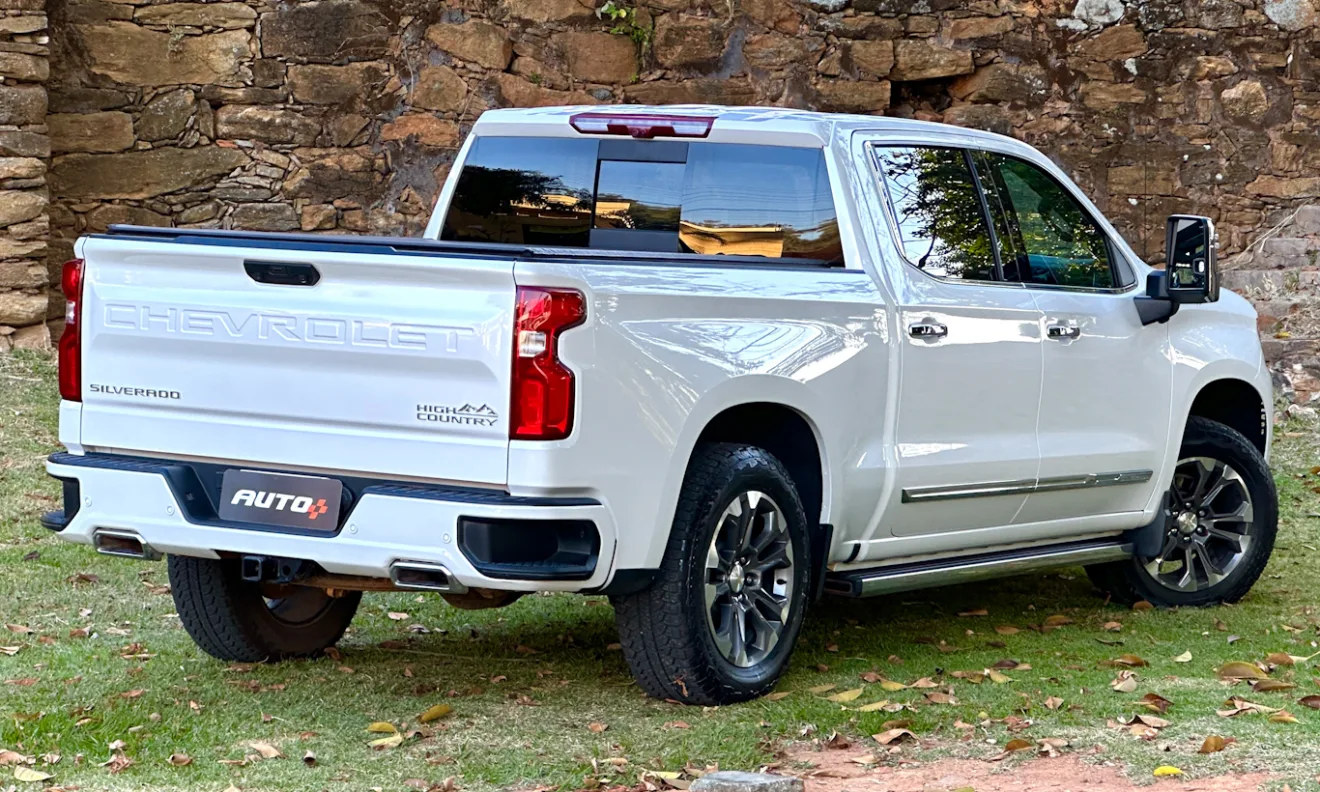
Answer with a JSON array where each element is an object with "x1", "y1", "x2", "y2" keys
[
  {"x1": 442, "y1": 137, "x2": 845, "y2": 265},
  {"x1": 873, "y1": 146, "x2": 998, "y2": 282},
  {"x1": 977, "y1": 153, "x2": 1114, "y2": 289},
  {"x1": 679, "y1": 144, "x2": 843, "y2": 263},
  {"x1": 441, "y1": 137, "x2": 597, "y2": 246}
]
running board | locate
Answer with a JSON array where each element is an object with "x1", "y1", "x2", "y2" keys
[{"x1": 823, "y1": 539, "x2": 1132, "y2": 598}]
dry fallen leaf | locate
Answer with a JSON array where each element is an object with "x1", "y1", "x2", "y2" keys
[
  {"x1": 855, "y1": 700, "x2": 891, "y2": 712},
  {"x1": 908, "y1": 676, "x2": 940, "y2": 688},
  {"x1": 168, "y1": 753, "x2": 192, "y2": 767},
  {"x1": 1132, "y1": 600, "x2": 1154, "y2": 611},
  {"x1": 808, "y1": 683, "x2": 837, "y2": 695},
  {"x1": 994, "y1": 625, "x2": 1020, "y2": 636},
  {"x1": 418, "y1": 703, "x2": 452, "y2": 723},
  {"x1": 0, "y1": 751, "x2": 29, "y2": 766},
  {"x1": 873, "y1": 728, "x2": 915, "y2": 745},
  {"x1": 1103, "y1": 621, "x2": 1123, "y2": 632},
  {"x1": 879, "y1": 680, "x2": 907, "y2": 692},
  {"x1": 1199, "y1": 735, "x2": 1227, "y2": 754},
  {"x1": 958, "y1": 608, "x2": 988, "y2": 617},
  {"x1": 1043, "y1": 614, "x2": 1073, "y2": 627},
  {"x1": 827, "y1": 687, "x2": 864, "y2": 703},
  {"x1": 1153, "y1": 766, "x2": 1183, "y2": 777},
  {"x1": 1217, "y1": 696, "x2": 1280, "y2": 717},
  {"x1": 13, "y1": 766, "x2": 52, "y2": 783},
  {"x1": 1044, "y1": 696, "x2": 1064, "y2": 710},
  {"x1": 1004, "y1": 738, "x2": 1033, "y2": 752},
  {"x1": 369, "y1": 734, "x2": 404, "y2": 750},
  {"x1": 764, "y1": 691, "x2": 790, "y2": 701},
  {"x1": 588, "y1": 722, "x2": 608, "y2": 733},
  {"x1": 1111, "y1": 672, "x2": 1138, "y2": 693},
  {"x1": 249, "y1": 742, "x2": 282, "y2": 760},
  {"x1": 1219, "y1": 661, "x2": 1267, "y2": 680},
  {"x1": 1299, "y1": 695, "x2": 1320, "y2": 709},
  {"x1": 1269, "y1": 710, "x2": 1300, "y2": 724},
  {"x1": 987, "y1": 670, "x2": 1012, "y2": 684},
  {"x1": 1139, "y1": 693, "x2": 1174, "y2": 713},
  {"x1": 386, "y1": 612, "x2": 409, "y2": 621},
  {"x1": 1253, "y1": 679, "x2": 1296, "y2": 693},
  {"x1": 367, "y1": 721, "x2": 399, "y2": 734},
  {"x1": 925, "y1": 691, "x2": 958, "y2": 705},
  {"x1": 1173, "y1": 650, "x2": 1193, "y2": 663},
  {"x1": 1266, "y1": 652, "x2": 1295, "y2": 666}
]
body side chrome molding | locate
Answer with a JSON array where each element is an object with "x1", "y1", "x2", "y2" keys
[
  {"x1": 824, "y1": 539, "x2": 1133, "y2": 598},
  {"x1": 902, "y1": 469, "x2": 1153, "y2": 504}
]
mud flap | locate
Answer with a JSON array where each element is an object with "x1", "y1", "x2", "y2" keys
[{"x1": 1124, "y1": 493, "x2": 1172, "y2": 559}]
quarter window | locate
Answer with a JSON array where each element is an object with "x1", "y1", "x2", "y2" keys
[
  {"x1": 974, "y1": 153, "x2": 1116, "y2": 289},
  {"x1": 872, "y1": 146, "x2": 998, "y2": 282}
]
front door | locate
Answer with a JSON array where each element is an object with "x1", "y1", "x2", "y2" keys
[
  {"x1": 970, "y1": 151, "x2": 1170, "y2": 526},
  {"x1": 869, "y1": 145, "x2": 1044, "y2": 538}
]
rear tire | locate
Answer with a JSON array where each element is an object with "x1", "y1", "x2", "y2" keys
[
  {"x1": 168, "y1": 555, "x2": 360, "y2": 662},
  {"x1": 1086, "y1": 417, "x2": 1277, "y2": 607},
  {"x1": 612, "y1": 443, "x2": 811, "y2": 705}
]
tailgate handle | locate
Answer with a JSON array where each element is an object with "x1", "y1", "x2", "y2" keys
[{"x1": 244, "y1": 260, "x2": 320, "y2": 287}]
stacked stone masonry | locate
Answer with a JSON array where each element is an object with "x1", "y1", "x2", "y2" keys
[{"x1": 0, "y1": 0, "x2": 1313, "y2": 390}]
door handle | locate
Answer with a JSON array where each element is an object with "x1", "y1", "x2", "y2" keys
[
  {"x1": 908, "y1": 322, "x2": 948, "y2": 339},
  {"x1": 244, "y1": 260, "x2": 320, "y2": 286},
  {"x1": 1046, "y1": 324, "x2": 1080, "y2": 340}
]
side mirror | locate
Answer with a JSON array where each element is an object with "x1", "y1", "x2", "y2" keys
[
  {"x1": 1164, "y1": 214, "x2": 1219, "y2": 304},
  {"x1": 1135, "y1": 214, "x2": 1220, "y2": 325}
]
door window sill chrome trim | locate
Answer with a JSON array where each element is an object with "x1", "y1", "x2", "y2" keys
[{"x1": 901, "y1": 470, "x2": 1152, "y2": 504}]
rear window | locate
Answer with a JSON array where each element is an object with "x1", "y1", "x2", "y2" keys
[{"x1": 441, "y1": 136, "x2": 844, "y2": 265}]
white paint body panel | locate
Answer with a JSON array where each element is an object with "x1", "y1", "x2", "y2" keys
[{"x1": 53, "y1": 105, "x2": 1272, "y2": 593}]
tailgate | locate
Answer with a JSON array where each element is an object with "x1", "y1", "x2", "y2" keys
[{"x1": 76, "y1": 234, "x2": 517, "y2": 485}]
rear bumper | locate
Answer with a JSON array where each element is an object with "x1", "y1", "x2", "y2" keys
[{"x1": 46, "y1": 452, "x2": 621, "y2": 593}]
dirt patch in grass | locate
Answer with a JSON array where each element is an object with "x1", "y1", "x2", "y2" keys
[{"x1": 787, "y1": 746, "x2": 1276, "y2": 792}]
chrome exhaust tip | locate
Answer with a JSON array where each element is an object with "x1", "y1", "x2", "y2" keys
[
  {"x1": 92, "y1": 529, "x2": 161, "y2": 561},
  {"x1": 389, "y1": 561, "x2": 467, "y2": 593}
]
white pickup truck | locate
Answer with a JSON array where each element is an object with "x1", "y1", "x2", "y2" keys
[{"x1": 45, "y1": 106, "x2": 1276, "y2": 705}]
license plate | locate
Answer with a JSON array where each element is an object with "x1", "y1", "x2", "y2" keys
[{"x1": 218, "y1": 469, "x2": 343, "y2": 530}]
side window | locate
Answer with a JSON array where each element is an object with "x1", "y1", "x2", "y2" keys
[
  {"x1": 975, "y1": 153, "x2": 1116, "y2": 289},
  {"x1": 441, "y1": 137, "x2": 598, "y2": 246},
  {"x1": 873, "y1": 146, "x2": 999, "y2": 282}
]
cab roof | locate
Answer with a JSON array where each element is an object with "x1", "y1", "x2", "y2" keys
[{"x1": 470, "y1": 104, "x2": 1026, "y2": 152}]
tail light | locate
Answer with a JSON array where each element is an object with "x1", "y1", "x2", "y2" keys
[
  {"x1": 58, "y1": 258, "x2": 84, "y2": 401},
  {"x1": 511, "y1": 287, "x2": 585, "y2": 441}
]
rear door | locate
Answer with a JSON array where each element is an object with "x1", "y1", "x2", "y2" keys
[
  {"x1": 869, "y1": 144, "x2": 1044, "y2": 536},
  {"x1": 77, "y1": 234, "x2": 517, "y2": 485},
  {"x1": 971, "y1": 151, "x2": 1170, "y2": 525}
]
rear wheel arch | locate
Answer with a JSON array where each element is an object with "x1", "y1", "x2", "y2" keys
[{"x1": 692, "y1": 402, "x2": 827, "y2": 530}]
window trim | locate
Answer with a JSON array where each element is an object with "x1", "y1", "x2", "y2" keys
[
  {"x1": 867, "y1": 142, "x2": 1140, "y2": 295},
  {"x1": 866, "y1": 142, "x2": 1021, "y2": 289}
]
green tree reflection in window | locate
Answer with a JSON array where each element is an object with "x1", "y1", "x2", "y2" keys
[{"x1": 875, "y1": 146, "x2": 997, "y2": 282}]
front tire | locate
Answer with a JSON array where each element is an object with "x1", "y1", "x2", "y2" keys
[
  {"x1": 168, "y1": 555, "x2": 361, "y2": 662},
  {"x1": 612, "y1": 443, "x2": 811, "y2": 705},
  {"x1": 1087, "y1": 417, "x2": 1277, "y2": 607}
]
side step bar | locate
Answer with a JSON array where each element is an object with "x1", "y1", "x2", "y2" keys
[{"x1": 823, "y1": 539, "x2": 1132, "y2": 598}]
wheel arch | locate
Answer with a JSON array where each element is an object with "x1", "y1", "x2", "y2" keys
[
  {"x1": 1185, "y1": 377, "x2": 1269, "y2": 456},
  {"x1": 693, "y1": 402, "x2": 828, "y2": 532}
]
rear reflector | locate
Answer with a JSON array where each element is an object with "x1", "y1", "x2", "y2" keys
[
  {"x1": 58, "y1": 258, "x2": 84, "y2": 402},
  {"x1": 569, "y1": 112, "x2": 714, "y2": 139},
  {"x1": 511, "y1": 287, "x2": 585, "y2": 441}
]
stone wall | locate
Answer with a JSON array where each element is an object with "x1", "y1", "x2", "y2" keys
[
  {"x1": 2, "y1": 0, "x2": 1317, "y2": 369},
  {"x1": 0, "y1": 0, "x2": 47, "y2": 350}
]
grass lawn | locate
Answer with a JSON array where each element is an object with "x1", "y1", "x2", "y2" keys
[{"x1": 4, "y1": 348, "x2": 1320, "y2": 791}]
